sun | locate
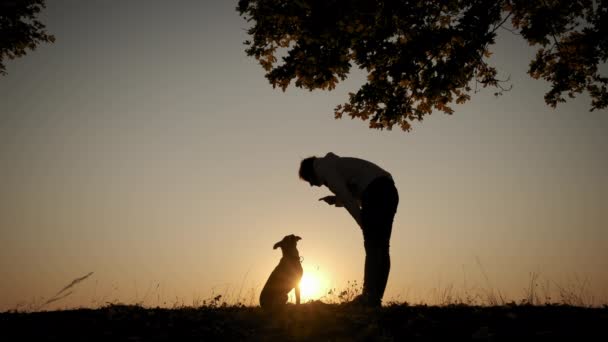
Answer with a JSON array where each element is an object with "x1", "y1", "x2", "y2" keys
[{"x1": 298, "y1": 271, "x2": 328, "y2": 302}]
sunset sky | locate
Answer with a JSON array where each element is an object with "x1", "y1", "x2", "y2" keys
[{"x1": 1, "y1": 1, "x2": 606, "y2": 311}]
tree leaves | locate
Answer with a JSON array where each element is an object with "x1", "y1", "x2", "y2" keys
[
  {"x1": 238, "y1": 0, "x2": 607, "y2": 131},
  {"x1": 0, "y1": 0, "x2": 55, "y2": 76}
]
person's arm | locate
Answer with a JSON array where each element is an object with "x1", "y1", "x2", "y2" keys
[
  {"x1": 315, "y1": 154, "x2": 364, "y2": 228},
  {"x1": 330, "y1": 182, "x2": 363, "y2": 228},
  {"x1": 320, "y1": 180, "x2": 362, "y2": 228}
]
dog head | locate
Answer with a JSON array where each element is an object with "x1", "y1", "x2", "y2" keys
[{"x1": 273, "y1": 234, "x2": 302, "y2": 250}]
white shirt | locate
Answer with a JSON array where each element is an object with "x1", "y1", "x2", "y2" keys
[{"x1": 313, "y1": 152, "x2": 392, "y2": 227}]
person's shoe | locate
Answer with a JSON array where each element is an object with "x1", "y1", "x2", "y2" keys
[
  {"x1": 344, "y1": 294, "x2": 381, "y2": 308},
  {"x1": 346, "y1": 294, "x2": 366, "y2": 306}
]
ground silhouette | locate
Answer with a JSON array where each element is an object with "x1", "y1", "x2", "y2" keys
[{"x1": 2, "y1": 302, "x2": 607, "y2": 341}]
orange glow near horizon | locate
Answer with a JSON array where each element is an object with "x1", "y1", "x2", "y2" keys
[{"x1": 299, "y1": 269, "x2": 330, "y2": 302}]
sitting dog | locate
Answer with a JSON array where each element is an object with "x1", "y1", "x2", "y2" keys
[{"x1": 259, "y1": 234, "x2": 304, "y2": 309}]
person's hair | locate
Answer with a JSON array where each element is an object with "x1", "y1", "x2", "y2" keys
[{"x1": 299, "y1": 156, "x2": 317, "y2": 183}]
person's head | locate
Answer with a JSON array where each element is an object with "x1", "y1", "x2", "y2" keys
[{"x1": 299, "y1": 156, "x2": 322, "y2": 186}]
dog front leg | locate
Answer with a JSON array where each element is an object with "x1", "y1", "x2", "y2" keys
[{"x1": 295, "y1": 286, "x2": 301, "y2": 305}]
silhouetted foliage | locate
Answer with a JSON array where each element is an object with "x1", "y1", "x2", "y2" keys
[
  {"x1": 0, "y1": 0, "x2": 54, "y2": 76},
  {"x1": 237, "y1": 0, "x2": 607, "y2": 131}
]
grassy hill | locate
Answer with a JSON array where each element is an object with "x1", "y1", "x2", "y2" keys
[{"x1": 2, "y1": 302, "x2": 607, "y2": 341}]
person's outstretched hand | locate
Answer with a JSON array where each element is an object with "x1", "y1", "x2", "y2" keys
[{"x1": 319, "y1": 196, "x2": 343, "y2": 207}]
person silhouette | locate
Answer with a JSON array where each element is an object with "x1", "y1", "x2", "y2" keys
[{"x1": 299, "y1": 152, "x2": 399, "y2": 307}]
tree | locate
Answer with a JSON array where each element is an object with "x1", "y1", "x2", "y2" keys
[
  {"x1": 0, "y1": 0, "x2": 55, "y2": 76},
  {"x1": 237, "y1": 0, "x2": 607, "y2": 131}
]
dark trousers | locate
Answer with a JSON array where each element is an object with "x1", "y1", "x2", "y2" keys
[{"x1": 360, "y1": 176, "x2": 399, "y2": 305}]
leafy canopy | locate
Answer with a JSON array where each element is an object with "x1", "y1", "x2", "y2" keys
[
  {"x1": 0, "y1": 0, "x2": 55, "y2": 76},
  {"x1": 237, "y1": 0, "x2": 607, "y2": 131}
]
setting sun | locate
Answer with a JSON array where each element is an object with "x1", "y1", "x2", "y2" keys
[{"x1": 298, "y1": 271, "x2": 329, "y2": 302}]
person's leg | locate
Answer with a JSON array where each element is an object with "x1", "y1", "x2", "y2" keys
[
  {"x1": 376, "y1": 244, "x2": 391, "y2": 301},
  {"x1": 362, "y1": 240, "x2": 389, "y2": 307},
  {"x1": 360, "y1": 177, "x2": 399, "y2": 306},
  {"x1": 361, "y1": 240, "x2": 375, "y2": 303}
]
